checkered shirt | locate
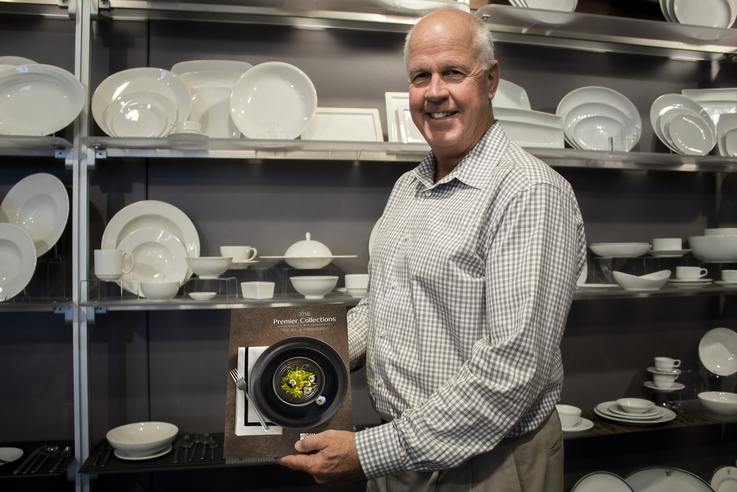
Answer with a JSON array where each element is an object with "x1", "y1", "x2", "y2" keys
[{"x1": 347, "y1": 122, "x2": 587, "y2": 479}]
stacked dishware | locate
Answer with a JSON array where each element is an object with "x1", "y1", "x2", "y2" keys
[
  {"x1": 697, "y1": 328, "x2": 737, "y2": 414},
  {"x1": 494, "y1": 79, "x2": 565, "y2": 148},
  {"x1": 648, "y1": 236, "x2": 690, "y2": 258},
  {"x1": 716, "y1": 113, "x2": 737, "y2": 157},
  {"x1": 688, "y1": 227, "x2": 737, "y2": 263},
  {"x1": 556, "y1": 86, "x2": 642, "y2": 151},
  {"x1": 594, "y1": 397, "x2": 676, "y2": 425},
  {"x1": 555, "y1": 404, "x2": 593, "y2": 432},
  {"x1": 508, "y1": 0, "x2": 577, "y2": 12},
  {"x1": 660, "y1": 0, "x2": 737, "y2": 28},
  {"x1": 650, "y1": 93, "x2": 716, "y2": 156},
  {"x1": 682, "y1": 87, "x2": 737, "y2": 128},
  {"x1": 645, "y1": 357, "x2": 684, "y2": 391}
]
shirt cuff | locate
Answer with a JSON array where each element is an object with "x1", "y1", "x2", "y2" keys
[{"x1": 355, "y1": 421, "x2": 406, "y2": 479}]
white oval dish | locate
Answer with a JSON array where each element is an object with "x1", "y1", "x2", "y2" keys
[
  {"x1": 0, "y1": 223, "x2": 37, "y2": 302},
  {"x1": 188, "y1": 291, "x2": 217, "y2": 301},
  {"x1": 699, "y1": 327, "x2": 737, "y2": 376}
]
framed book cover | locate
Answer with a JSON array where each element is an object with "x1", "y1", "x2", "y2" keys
[{"x1": 224, "y1": 303, "x2": 353, "y2": 458}]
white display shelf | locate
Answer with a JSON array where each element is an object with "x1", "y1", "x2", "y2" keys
[
  {"x1": 0, "y1": 299, "x2": 73, "y2": 313},
  {"x1": 0, "y1": 136, "x2": 72, "y2": 158}
]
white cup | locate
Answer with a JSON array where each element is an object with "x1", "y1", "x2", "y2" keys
[
  {"x1": 652, "y1": 238, "x2": 681, "y2": 251},
  {"x1": 171, "y1": 121, "x2": 201, "y2": 133},
  {"x1": 676, "y1": 266, "x2": 708, "y2": 280},
  {"x1": 94, "y1": 249, "x2": 134, "y2": 281},
  {"x1": 723, "y1": 270, "x2": 737, "y2": 282},
  {"x1": 220, "y1": 246, "x2": 258, "y2": 262},
  {"x1": 653, "y1": 372, "x2": 679, "y2": 388},
  {"x1": 654, "y1": 356, "x2": 681, "y2": 372},
  {"x1": 555, "y1": 404, "x2": 581, "y2": 428},
  {"x1": 345, "y1": 274, "x2": 369, "y2": 290},
  {"x1": 240, "y1": 281, "x2": 275, "y2": 299}
]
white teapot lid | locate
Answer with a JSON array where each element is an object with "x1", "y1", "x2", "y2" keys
[{"x1": 285, "y1": 232, "x2": 332, "y2": 257}]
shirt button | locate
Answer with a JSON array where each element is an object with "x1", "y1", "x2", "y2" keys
[
  {"x1": 404, "y1": 234, "x2": 410, "y2": 241},
  {"x1": 380, "y1": 330, "x2": 387, "y2": 337},
  {"x1": 391, "y1": 282, "x2": 398, "y2": 288},
  {"x1": 377, "y1": 379, "x2": 383, "y2": 387},
  {"x1": 425, "y1": 190, "x2": 432, "y2": 197}
]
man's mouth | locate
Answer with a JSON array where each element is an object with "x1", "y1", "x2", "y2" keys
[{"x1": 429, "y1": 111, "x2": 457, "y2": 120}]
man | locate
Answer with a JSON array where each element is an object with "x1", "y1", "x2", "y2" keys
[{"x1": 276, "y1": 8, "x2": 587, "y2": 491}]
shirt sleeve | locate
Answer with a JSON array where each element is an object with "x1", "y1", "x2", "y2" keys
[
  {"x1": 355, "y1": 182, "x2": 586, "y2": 478},
  {"x1": 347, "y1": 294, "x2": 370, "y2": 371}
]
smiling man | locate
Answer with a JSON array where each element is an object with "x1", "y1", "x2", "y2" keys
[{"x1": 276, "y1": 8, "x2": 587, "y2": 491}]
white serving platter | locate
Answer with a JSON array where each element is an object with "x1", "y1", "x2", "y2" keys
[
  {"x1": 572, "y1": 471, "x2": 634, "y2": 492},
  {"x1": 171, "y1": 59, "x2": 252, "y2": 75},
  {"x1": 699, "y1": 327, "x2": 737, "y2": 376},
  {"x1": 625, "y1": 466, "x2": 714, "y2": 492},
  {"x1": 301, "y1": 107, "x2": 383, "y2": 142},
  {"x1": 180, "y1": 71, "x2": 244, "y2": 138},
  {"x1": 493, "y1": 79, "x2": 532, "y2": 110},
  {"x1": 0, "y1": 223, "x2": 37, "y2": 302}
]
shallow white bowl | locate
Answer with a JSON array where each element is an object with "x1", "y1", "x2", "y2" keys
[
  {"x1": 612, "y1": 270, "x2": 671, "y2": 291},
  {"x1": 290, "y1": 275, "x2": 338, "y2": 299},
  {"x1": 188, "y1": 291, "x2": 216, "y2": 301},
  {"x1": 106, "y1": 422, "x2": 178, "y2": 457},
  {"x1": 140, "y1": 281, "x2": 180, "y2": 301},
  {"x1": 616, "y1": 397, "x2": 655, "y2": 414},
  {"x1": 346, "y1": 288, "x2": 368, "y2": 298},
  {"x1": 185, "y1": 256, "x2": 232, "y2": 279},
  {"x1": 688, "y1": 235, "x2": 737, "y2": 262},
  {"x1": 698, "y1": 391, "x2": 737, "y2": 415},
  {"x1": 240, "y1": 281, "x2": 275, "y2": 300},
  {"x1": 590, "y1": 242, "x2": 651, "y2": 258}
]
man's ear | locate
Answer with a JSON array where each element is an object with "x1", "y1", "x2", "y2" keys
[{"x1": 487, "y1": 61, "x2": 500, "y2": 102}]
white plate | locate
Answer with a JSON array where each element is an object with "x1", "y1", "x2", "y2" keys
[
  {"x1": 556, "y1": 87, "x2": 641, "y2": 141},
  {"x1": 643, "y1": 381, "x2": 686, "y2": 391},
  {"x1": 1, "y1": 173, "x2": 69, "y2": 257},
  {"x1": 108, "y1": 101, "x2": 168, "y2": 138},
  {"x1": 498, "y1": 118, "x2": 565, "y2": 148},
  {"x1": 117, "y1": 227, "x2": 190, "y2": 295},
  {"x1": 0, "y1": 64, "x2": 85, "y2": 136},
  {"x1": 525, "y1": 0, "x2": 577, "y2": 12},
  {"x1": 179, "y1": 71, "x2": 243, "y2": 138},
  {"x1": 301, "y1": 107, "x2": 383, "y2": 142},
  {"x1": 562, "y1": 417, "x2": 594, "y2": 433},
  {"x1": 570, "y1": 115, "x2": 630, "y2": 151},
  {"x1": 660, "y1": 0, "x2": 677, "y2": 22},
  {"x1": 672, "y1": 0, "x2": 734, "y2": 28},
  {"x1": 0, "y1": 56, "x2": 36, "y2": 66},
  {"x1": 397, "y1": 107, "x2": 426, "y2": 143},
  {"x1": 699, "y1": 327, "x2": 737, "y2": 376},
  {"x1": 101, "y1": 200, "x2": 200, "y2": 261},
  {"x1": 385, "y1": 92, "x2": 426, "y2": 143},
  {"x1": 577, "y1": 283, "x2": 619, "y2": 290},
  {"x1": 648, "y1": 249, "x2": 692, "y2": 257},
  {"x1": 711, "y1": 465, "x2": 737, "y2": 492},
  {"x1": 717, "y1": 113, "x2": 737, "y2": 156},
  {"x1": 188, "y1": 291, "x2": 216, "y2": 301},
  {"x1": 572, "y1": 471, "x2": 635, "y2": 492},
  {"x1": 594, "y1": 401, "x2": 675, "y2": 425},
  {"x1": 650, "y1": 94, "x2": 715, "y2": 154},
  {"x1": 230, "y1": 61, "x2": 317, "y2": 139},
  {"x1": 626, "y1": 466, "x2": 714, "y2": 492},
  {"x1": 667, "y1": 278, "x2": 713, "y2": 285},
  {"x1": 493, "y1": 79, "x2": 532, "y2": 110},
  {"x1": 103, "y1": 92, "x2": 177, "y2": 138},
  {"x1": 589, "y1": 242, "x2": 651, "y2": 258},
  {"x1": 0, "y1": 223, "x2": 37, "y2": 301},
  {"x1": 666, "y1": 112, "x2": 716, "y2": 156},
  {"x1": 682, "y1": 88, "x2": 737, "y2": 127},
  {"x1": 229, "y1": 259, "x2": 259, "y2": 270},
  {"x1": 0, "y1": 447, "x2": 23, "y2": 465},
  {"x1": 114, "y1": 444, "x2": 172, "y2": 461},
  {"x1": 92, "y1": 68, "x2": 192, "y2": 136},
  {"x1": 563, "y1": 101, "x2": 641, "y2": 151},
  {"x1": 605, "y1": 402, "x2": 663, "y2": 419},
  {"x1": 647, "y1": 366, "x2": 682, "y2": 375},
  {"x1": 171, "y1": 59, "x2": 252, "y2": 75}
]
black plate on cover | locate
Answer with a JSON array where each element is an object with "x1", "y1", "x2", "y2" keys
[{"x1": 250, "y1": 336, "x2": 348, "y2": 429}]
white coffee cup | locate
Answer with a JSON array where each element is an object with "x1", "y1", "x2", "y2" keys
[
  {"x1": 723, "y1": 270, "x2": 737, "y2": 282},
  {"x1": 676, "y1": 266, "x2": 708, "y2": 280},
  {"x1": 652, "y1": 372, "x2": 679, "y2": 388},
  {"x1": 654, "y1": 356, "x2": 681, "y2": 372},
  {"x1": 94, "y1": 249, "x2": 134, "y2": 281},
  {"x1": 345, "y1": 274, "x2": 369, "y2": 290},
  {"x1": 652, "y1": 237, "x2": 681, "y2": 251},
  {"x1": 555, "y1": 404, "x2": 581, "y2": 428},
  {"x1": 220, "y1": 246, "x2": 258, "y2": 262}
]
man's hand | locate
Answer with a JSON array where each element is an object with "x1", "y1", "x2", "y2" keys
[{"x1": 275, "y1": 430, "x2": 366, "y2": 486}]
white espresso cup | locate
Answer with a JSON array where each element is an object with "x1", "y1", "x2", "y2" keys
[
  {"x1": 652, "y1": 238, "x2": 681, "y2": 251},
  {"x1": 723, "y1": 270, "x2": 737, "y2": 282},
  {"x1": 652, "y1": 372, "x2": 679, "y2": 388},
  {"x1": 654, "y1": 356, "x2": 681, "y2": 372},
  {"x1": 220, "y1": 246, "x2": 258, "y2": 262},
  {"x1": 555, "y1": 404, "x2": 581, "y2": 428},
  {"x1": 94, "y1": 249, "x2": 134, "y2": 281},
  {"x1": 676, "y1": 266, "x2": 708, "y2": 280}
]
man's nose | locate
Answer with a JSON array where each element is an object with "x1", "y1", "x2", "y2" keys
[{"x1": 426, "y1": 74, "x2": 448, "y2": 99}]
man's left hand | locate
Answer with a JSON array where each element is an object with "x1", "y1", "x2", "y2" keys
[{"x1": 275, "y1": 430, "x2": 366, "y2": 486}]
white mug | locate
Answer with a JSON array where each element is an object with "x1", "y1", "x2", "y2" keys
[
  {"x1": 652, "y1": 238, "x2": 681, "y2": 251},
  {"x1": 652, "y1": 372, "x2": 679, "y2": 388},
  {"x1": 94, "y1": 249, "x2": 134, "y2": 281},
  {"x1": 676, "y1": 266, "x2": 708, "y2": 280},
  {"x1": 723, "y1": 270, "x2": 737, "y2": 282},
  {"x1": 654, "y1": 356, "x2": 681, "y2": 372},
  {"x1": 220, "y1": 246, "x2": 258, "y2": 262}
]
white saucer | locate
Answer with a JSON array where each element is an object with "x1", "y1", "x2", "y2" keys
[
  {"x1": 668, "y1": 278, "x2": 712, "y2": 284},
  {"x1": 188, "y1": 291, "x2": 216, "y2": 301},
  {"x1": 711, "y1": 465, "x2": 737, "y2": 492},
  {"x1": 647, "y1": 366, "x2": 682, "y2": 375},
  {"x1": 648, "y1": 248, "x2": 692, "y2": 257},
  {"x1": 114, "y1": 444, "x2": 172, "y2": 461},
  {"x1": 562, "y1": 417, "x2": 594, "y2": 433},
  {"x1": 644, "y1": 381, "x2": 685, "y2": 391},
  {"x1": 716, "y1": 280, "x2": 737, "y2": 287},
  {"x1": 229, "y1": 259, "x2": 259, "y2": 270},
  {"x1": 595, "y1": 401, "x2": 676, "y2": 425},
  {"x1": 576, "y1": 283, "x2": 619, "y2": 290},
  {"x1": 606, "y1": 402, "x2": 663, "y2": 419}
]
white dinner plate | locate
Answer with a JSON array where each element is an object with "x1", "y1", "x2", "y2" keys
[
  {"x1": 301, "y1": 107, "x2": 383, "y2": 142},
  {"x1": 493, "y1": 79, "x2": 532, "y2": 110},
  {"x1": 667, "y1": 278, "x2": 712, "y2": 285},
  {"x1": 699, "y1": 327, "x2": 737, "y2": 376},
  {"x1": 556, "y1": 87, "x2": 641, "y2": 141},
  {"x1": 572, "y1": 471, "x2": 634, "y2": 492},
  {"x1": 0, "y1": 64, "x2": 85, "y2": 136},
  {"x1": 103, "y1": 91, "x2": 177, "y2": 138},
  {"x1": 0, "y1": 56, "x2": 37, "y2": 66},
  {"x1": 594, "y1": 401, "x2": 675, "y2": 425},
  {"x1": 0, "y1": 447, "x2": 23, "y2": 465},
  {"x1": 108, "y1": 101, "x2": 168, "y2": 138},
  {"x1": 117, "y1": 227, "x2": 190, "y2": 296},
  {"x1": 0, "y1": 223, "x2": 37, "y2": 302},
  {"x1": 711, "y1": 465, "x2": 737, "y2": 492},
  {"x1": 397, "y1": 107, "x2": 426, "y2": 143},
  {"x1": 171, "y1": 59, "x2": 252, "y2": 75},
  {"x1": 643, "y1": 381, "x2": 686, "y2": 391},
  {"x1": 605, "y1": 403, "x2": 663, "y2": 419},
  {"x1": 92, "y1": 68, "x2": 192, "y2": 137},
  {"x1": 717, "y1": 113, "x2": 737, "y2": 156},
  {"x1": 101, "y1": 200, "x2": 200, "y2": 260},
  {"x1": 563, "y1": 101, "x2": 641, "y2": 151},
  {"x1": 577, "y1": 283, "x2": 619, "y2": 290},
  {"x1": 562, "y1": 417, "x2": 594, "y2": 433},
  {"x1": 230, "y1": 61, "x2": 317, "y2": 139},
  {"x1": 179, "y1": 71, "x2": 243, "y2": 138},
  {"x1": 114, "y1": 444, "x2": 172, "y2": 461},
  {"x1": 666, "y1": 113, "x2": 716, "y2": 156},
  {"x1": 626, "y1": 466, "x2": 714, "y2": 492},
  {"x1": 650, "y1": 94, "x2": 715, "y2": 154},
  {"x1": 648, "y1": 249, "x2": 692, "y2": 257},
  {"x1": 1, "y1": 173, "x2": 69, "y2": 257},
  {"x1": 672, "y1": 0, "x2": 734, "y2": 28}
]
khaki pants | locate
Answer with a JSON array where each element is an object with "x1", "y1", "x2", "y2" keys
[{"x1": 366, "y1": 411, "x2": 564, "y2": 492}]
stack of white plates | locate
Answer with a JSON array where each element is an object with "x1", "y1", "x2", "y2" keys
[
  {"x1": 594, "y1": 401, "x2": 676, "y2": 425},
  {"x1": 92, "y1": 68, "x2": 192, "y2": 138},
  {"x1": 650, "y1": 94, "x2": 716, "y2": 156},
  {"x1": 385, "y1": 92, "x2": 425, "y2": 144},
  {"x1": 171, "y1": 59, "x2": 252, "y2": 138},
  {"x1": 556, "y1": 87, "x2": 641, "y2": 152},
  {"x1": 508, "y1": 0, "x2": 577, "y2": 12},
  {"x1": 0, "y1": 64, "x2": 85, "y2": 136},
  {"x1": 682, "y1": 87, "x2": 737, "y2": 127},
  {"x1": 494, "y1": 79, "x2": 564, "y2": 148},
  {"x1": 717, "y1": 113, "x2": 737, "y2": 157},
  {"x1": 660, "y1": 0, "x2": 736, "y2": 28},
  {"x1": 101, "y1": 200, "x2": 200, "y2": 296}
]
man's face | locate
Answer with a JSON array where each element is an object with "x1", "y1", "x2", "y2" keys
[{"x1": 407, "y1": 14, "x2": 498, "y2": 162}]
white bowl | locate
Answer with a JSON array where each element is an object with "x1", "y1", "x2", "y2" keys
[
  {"x1": 612, "y1": 270, "x2": 671, "y2": 291},
  {"x1": 106, "y1": 422, "x2": 178, "y2": 457},
  {"x1": 241, "y1": 281, "x2": 275, "y2": 300},
  {"x1": 140, "y1": 281, "x2": 180, "y2": 301},
  {"x1": 616, "y1": 397, "x2": 655, "y2": 414},
  {"x1": 698, "y1": 391, "x2": 737, "y2": 415},
  {"x1": 705, "y1": 228, "x2": 737, "y2": 236},
  {"x1": 290, "y1": 275, "x2": 338, "y2": 299},
  {"x1": 188, "y1": 291, "x2": 216, "y2": 301},
  {"x1": 346, "y1": 288, "x2": 368, "y2": 298},
  {"x1": 185, "y1": 256, "x2": 232, "y2": 278},
  {"x1": 345, "y1": 274, "x2": 369, "y2": 289},
  {"x1": 590, "y1": 242, "x2": 651, "y2": 258},
  {"x1": 555, "y1": 404, "x2": 582, "y2": 428},
  {"x1": 688, "y1": 235, "x2": 737, "y2": 262}
]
